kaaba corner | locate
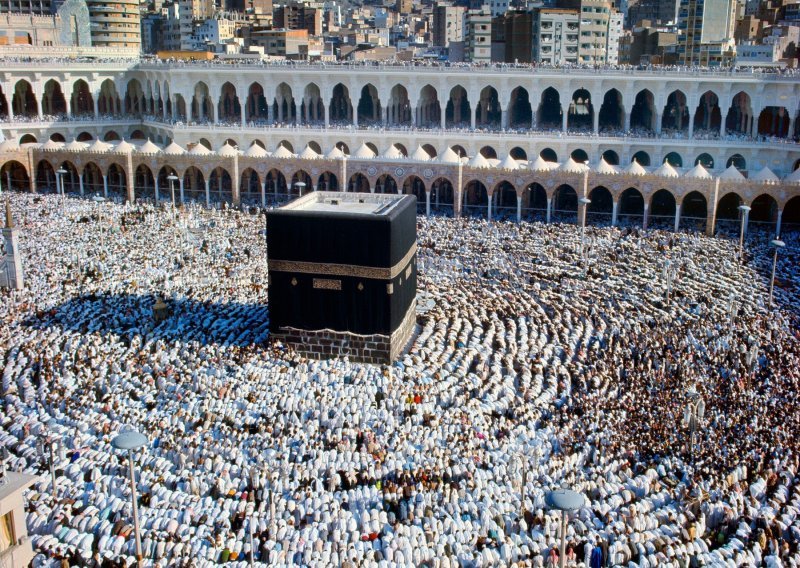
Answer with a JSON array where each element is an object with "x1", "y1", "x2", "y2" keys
[{"x1": 266, "y1": 192, "x2": 417, "y2": 364}]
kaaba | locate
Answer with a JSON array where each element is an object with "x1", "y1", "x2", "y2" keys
[{"x1": 267, "y1": 192, "x2": 417, "y2": 364}]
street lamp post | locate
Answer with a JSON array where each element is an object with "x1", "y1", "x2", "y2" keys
[
  {"x1": 684, "y1": 388, "x2": 705, "y2": 462},
  {"x1": 249, "y1": 515, "x2": 256, "y2": 568},
  {"x1": 579, "y1": 197, "x2": 591, "y2": 261},
  {"x1": 294, "y1": 181, "x2": 306, "y2": 198},
  {"x1": 545, "y1": 488, "x2": 585, "y2": 568},
  {"x1": 111, "y1": 431, "x2": 148, "y2": 562},
  {"x1": 737, "y1": 204, "x2": 751, "y2": 265},
  {"x1": 728, "y1": 292, "x2": 738, "y2": 334},
  {"x1": 56, "y1": 167, "x2": 68, "y2": 211},
  {"x1": 663, "y1": 259, "x2": 680, "y2": 305},
  {"x1": 768, "y1": 239, "x2": 785, "y2": 309},
  {"x1": 39, "y1": 421, "x2": 60, "y2": 503},
  {"x1": 167, "y1": 174, "x2": 178, "y2": 210}
]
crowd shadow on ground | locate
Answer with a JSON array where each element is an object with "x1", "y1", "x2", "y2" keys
[{"x1": 22, "y1": 292, "x2": 271, "y2": 347}]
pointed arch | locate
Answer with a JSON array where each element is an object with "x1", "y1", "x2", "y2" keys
[
  {"x1": 661, "y1": 90, "x2": 689, "y2": 133},
  {"x1": 521, "y1": 183, "x2": 547, "y2": 220},
  {"x1": 749, "y1": 194, "x2": 779, "y2": 227},
  {"x1": 273, "y1": 82, "x2": 296, "y2": 124},
  {"x1": 12, "y1": 79, "x2": 38, "y2": 118},
  {"x1": 290, "y1": 170, "x2": 313, "y2": 196},
  {"x1": 356, "y1": 84, "x2": 381, "y2": 126},
  {"x1": 681, "y1": 190, "x2": 707, "y2": 231},
  {"x1": 630, "y1": 89, "x2": 656, "y2": 133},
  {"x1": 725, "y1": 92, "x2": 752, "y2": 136},
  {"x1": 98, "y1": 79, "x2": 120, "y2": 116},
  {"x1": 135, "y1": 164, "x2": 155, "y2": 200},
  {"x1": 508, "y1": 86, "x2": 532, "y2": 129},
  {"x1": 417, "y1": 85, "x2": 440, "y2": 128},
  {"x1": 650, "y1": 189, "x2": 677, "y2": 221},
  {"x1": 598, "y1": 88, "x2": 624, "y2": 132},
  {"x1": 125, "y1": 78, "x2": 145, "y2": 115},
  {"x1": 618, "y1": 187, "x2": 645, "y2": 225},
  {"x1": 376, "y1": 174, "x2": 398, "y2": 194},
  {"x1": 218, "y1": 82, "x2": 241, "y2": 123},
  {"x1": 537, "y1": 87, "x2": 562, "y2": 130},
  {"x1": 493, "y1": 181, "x2": 518, "y2": 218},
  {"x1": 240, "y1": 168, "x2": 261, "y2": 204},
  {"x1": 42, "y1": 79, "x2": 67, "y2": 116},
  {"x1": 693, "y1": 90, "x2": 721, "y2": 135},
  {"x1": 0, "y1": 160, "x2": 30, "y2": 192},
  {"x1": 446, "y1": 85, "x2": 470, "y2": 128},
  {"x1": 430, "y1": 177, "x2": 455, "y2": 216},
  {"x1": 318, "y1": 171, "x2": 339, "y2": 191},
  {"x1": 209, "y1": 167, "x2": 233, "y2": 203},
  {"x1": 348, "y1": 172, "x2": 370, "y2": 192},
  {"x1": 463, "y1": 180, "x2": 488, "y2": 217},
  {"x1": 553, "y1": 184, "x2": 578, "y2": 223},
  {"x1": 587, "y1": 186, "x2": 613, "y2": 222},
  {"x1": 388, "y1": 84, "x2": 411, "y2": 126},
  {"x1": 83, "y1": 162, "x2": 104, "y2": 196},
  {"x1": 567, "y1": 88, "x2": 593, "y2": 131},
  {"x1": 157, "y1": 165, "x2": 179, "y2": 204},
  {"x1": 302, "y1": 82, "x2": 324, "y2": 125},
  {"x1": 246, "y1": 82, "x2": 268, "y2": 123},
  {"x1": 191, "y1": 81, "x2": 212, "y2": 122},
  {"x1": 329, "y1": 83, "x2": 353, "y2": 124},
  {"x1": 182, "y1": 166, "x2": 206, "y2": 203}
]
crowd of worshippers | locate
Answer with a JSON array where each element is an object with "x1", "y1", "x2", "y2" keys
[{"x1": 0, "y1": 192, "x2": 798, "y2": 567}]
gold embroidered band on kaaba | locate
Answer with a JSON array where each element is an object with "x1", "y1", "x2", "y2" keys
[{"x1": 270, "y1": 243, "x2": 417, "y2": 280}]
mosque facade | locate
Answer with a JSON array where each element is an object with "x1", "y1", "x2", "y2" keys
[{"x1": 0, "y1": 61, "x2": 799, "y2": 234}]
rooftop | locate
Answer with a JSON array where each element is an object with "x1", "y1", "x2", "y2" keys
[
  {"x1": 280, "y1": 191, "x2": 407, "y2": 216},
  {"x1": 0, "y1": 471, "x2": 38, "y2": 503}
]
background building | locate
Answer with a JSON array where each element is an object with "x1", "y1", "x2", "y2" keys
[
  {"x1": 86, "y1": 0, "x2": 140, "y2": 48},
  {"x1": 533, "y1": 8, "x2": 579, "y2": 64},
  {"x1": 678, "y1": 0, "x2": 737, "y2": 65}
]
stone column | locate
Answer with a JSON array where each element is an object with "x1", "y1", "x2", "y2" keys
[
  {"x1": 179, "y1": 178, "x2": 185, "y2": 203},
  {"x1": 720, "y1": 112, "x2": 727, "y2": 137},
  {"x1": 487, "y1": 194, "x2": 492, "y2": 221},
  {"x1": 642, "y1": 203, "x2": 649, "y2": 230},
  {"x1": 688, "y1": 112, "x2": 694, "y2": 138},
  {"x1": 240, "y1": 101, "x2": 246, "y2": 126},
  {"x1": 561, "y1": 110, "x2": 568, "y2": 133},
  {"x1": 751, "y1": 108, "x2": 761, "y2": 137},
  {"x1": 261, "y1": 181, "x2": 266, "y2": 208},
  {"x1": 425, "y1": 189, "x2": 430, "y2": 217},
  {"x1": 78, "y1": 173, "x2": 84, "y2": 196},
  {"x1": 593, "y1": 111, "x2": 599, "y2": 135},
  {"x1": 440, "y1": 104, "x2": 446, "y2": 129},
  {"x1": 324, "y1": 105, "x2": 330, "y2": 128},
  {"x1": 674, "y1": 204, "x2": 680, "y2": 232},
  {"x1": 611, "y1": 200, "x2": 618, "y2": 226},
  {"x1": 102, "y1": 175, "x2": 108, "y2": 198},
  {"x1": 654, "y1": 113, "x2": 662, "y2": 134},
  {"x1": 516, "y1": 194, "x2": 522, "y2": 223},
  {"x1": 154, "y1": 177, "x2": 159, "y2": 202},
  {"x1": 501, "y1": 107, "x2": 508, "y2": 130},
  {"x1": 205, "y1": 178, "x2": 210, "y2": 206},
  {"x1": 66, "y1": 96, "x2": 72, "y2": 119},
  {"x1": 546, "y1": 196, "x2": 552, "y2": 223},
  {"x1": 470, "y1": 107, "x2": 476, "y2": 130},
  {"x1": 624, "y1": 112, "x2": 631, "y2": 131},
  {"x1": 775, "y1": 209, "x2": 782, "y2": 238}
]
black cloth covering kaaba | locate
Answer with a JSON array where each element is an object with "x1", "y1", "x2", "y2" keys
[{"x1": 267, "y1": 194, "x2": 417, "y2": 336}]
